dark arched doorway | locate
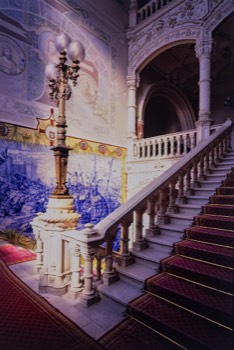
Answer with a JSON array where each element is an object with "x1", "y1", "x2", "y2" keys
[{"x1": 144, "y1": 95, "x2": 181, "y2": 138}]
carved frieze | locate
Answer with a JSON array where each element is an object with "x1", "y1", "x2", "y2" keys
[{"x1": 127, "y1": 0, "x2": 233, "y2": 75}]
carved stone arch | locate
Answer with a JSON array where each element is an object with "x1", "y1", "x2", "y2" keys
[
  {"x1": 202, "y1": 2, "x2": 234, "y2": 38},
  {"x1": 139, "y1": 81, "x2": 196, "y2": 135}
]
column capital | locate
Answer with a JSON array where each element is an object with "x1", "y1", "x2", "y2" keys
[
  {"x1": 127, "y1": 75, "x2": 140, "y2": 88},
  {"x1": 195, "y1": 40, "x2": 213, "y2": 59}
]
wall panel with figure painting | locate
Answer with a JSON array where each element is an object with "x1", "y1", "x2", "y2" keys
[
  {"x1": 0, "y1": 0, "x2": 128, "y2": 145},
  {"x1": 0, "y1": 120, "x2": 126, "y2": 249}
]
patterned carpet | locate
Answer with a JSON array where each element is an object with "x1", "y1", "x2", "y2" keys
[
  {"x1": 100, "y1": 166, "x2": 234, "y2": 349},
  {"x1": 0, "y1": 243, "x2": 36, "y2": 265},
  {"x1": 0, "y1": 259, "x2": 104, "y2": 350}
]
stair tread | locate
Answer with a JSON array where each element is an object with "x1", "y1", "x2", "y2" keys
[
  {"x1": 147, "y1": 273, "x2": 233, "y2": 321},
  {"x1": 162, "y1": 255, "x2": 233, "y2": 288},
  {"x1": 98, "y1": 280, "x2": 143, "y2": 305},
  {"x1": 116, "y1": 261, "x2": 156, "y2": 282},
  {"x1": 131, "y1": 247, "x2": 168, "y2": 263},
  {"x1": 129, "y1": 293, "x2": 233, "y2": 350},
  {"x1": 100, "y1": 318, "x2": 182, "y2": 350},
  {"x1": 175, "y1": 239, "x2": 233, "y2": 256},
  {"x1": 186, "y1": 225, "x2": 233, "y2": 237}
]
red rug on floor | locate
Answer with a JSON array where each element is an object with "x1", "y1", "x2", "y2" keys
[
  {"x1": 0, "y1": 259, "x2": 103, "y2": 350},
  {"x1": 0, "y1": 244, "x2": 36, "y2": 265}
]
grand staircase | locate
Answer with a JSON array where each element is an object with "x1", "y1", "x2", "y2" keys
[{"x1": 99, "y1": 150, "x2": 234, "y2": 349}]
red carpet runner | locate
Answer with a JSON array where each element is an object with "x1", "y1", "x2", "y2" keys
[
  {"x1": 100, "y1": 167, "x2": 234, "y2": 349},
  {"x1": 0, "y1": 244, "x2": 36, "y2": 265},
  {"x1": 0, "y1": 259, "x2": 103, "y2": 350}
]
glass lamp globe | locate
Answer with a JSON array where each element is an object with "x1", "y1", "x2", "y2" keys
[
  {"x1": 68, "y1": 40, "x2": 85, "y2": 62},
  {"x1": 45, "y1": 62, "x2": 57, "y2": 80},
  {"x1": 56, "y1": 33, "x2": 71, "y2": 52}
]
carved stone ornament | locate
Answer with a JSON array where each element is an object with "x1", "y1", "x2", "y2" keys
[{"x1": 127, "y1": 0, "x2": 233, "y2": 76}]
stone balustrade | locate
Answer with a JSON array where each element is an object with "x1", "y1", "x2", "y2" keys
[
  {"x1": 36, "y1": 120, "x2": 232, "y2": 304},
  {"x1": 133, "y1": 129, "x2": 197, "y2": 160},
  {"x1": 137, "y1": 0, "x2": 174, "y2": 24}
]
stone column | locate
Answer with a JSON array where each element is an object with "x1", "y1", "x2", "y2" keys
[
  {"x1": 80, "y1": 250, "x2": 99, "y2": 306},
  {"x1": 127, "y1": 76, "x2": 138, "y2": 159},
  {"x1": 127, "y1": 75, "x2": 138, "y2": 138},
  {"x1": 69, "y1": 243, "x2": 83, "y2": 298},
  {"x1": 145, "y1": 196, "x2": 159, "y2": 237},
  {"x1": 103, "y1": 237, "x2": 118, "y2": 285},
  {"x1": 195, "y1": 40, "x2": 213, "y2": 143},
  {"x1": 129, "y1": 0, "x2": 138, "y2": 27},
  {"x1": 119, "y1": 216, "x2": 134, "y2": 267}
]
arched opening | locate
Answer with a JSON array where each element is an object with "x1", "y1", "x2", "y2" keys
[{"x1": 144, "y1": 95, "x2": 181, "y2": 137}]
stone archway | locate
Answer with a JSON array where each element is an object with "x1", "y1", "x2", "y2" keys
[{"x1": 138, "y1": 81, "x2": 196, "y2": 138}]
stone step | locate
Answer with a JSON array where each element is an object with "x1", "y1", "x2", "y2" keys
[
  {"x1": 192, "y1": 187, "x2": 215, "y2": 196},
  {"x1": 186, "y1": 195, "x2": 208, "y2": 206},
  {"x1": 168, "y1": 213, "x2": 194, "y2": 227},
  {"x1": 130, "y1": 247, "x2": 167, "y2": 270},
  {"x1": 156, "y1": 224, "x2": 185, "y2": 237},
  {"x1": 97, "y1": 279, "x2": 143, "y2": 306},
  {"x1": 199, "y1": 180, "x2": 222, "y2": 188},
  {"x1": 116, "y1": 260, "x2": 157, "y2": 288},
  {"x1": 177, "y1": 203, "x2": 201, "y2": 215}
]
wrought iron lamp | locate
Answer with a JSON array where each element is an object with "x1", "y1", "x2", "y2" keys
[{"x1": 45, "y1": 33, "x2": 85, "y2": 198}]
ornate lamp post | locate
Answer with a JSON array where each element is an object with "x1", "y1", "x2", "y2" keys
[{"x1": 45, "y1": 33, "x2": 85, "y2": 198}]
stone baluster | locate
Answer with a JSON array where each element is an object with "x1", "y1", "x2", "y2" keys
[
  {"x1": 192, "y1": 161, "x2": 199, "y2": 188},
  {"x1": 80, "y1": 250, "x2": 100, "y2": 306},
  {"x1": 133, "y1": 207, "x2": 147, "y2": 250},
  {"x1": 145, "y1": 196, "x2": 159, "y2": 237},
  {"x1": 214, "y1": 142, "x2": 220, "y2": 164},
  {"x1": 167, "y1": 180, "x2": 179, "y2": 213},
  {"x1": 183, "y1": 134, "x2": 187, "y2": 154},
  {"x1": 103, "y1": 236, "x2": 118, "y2": 285},
  {"x1": 204, "y1": 151, "x2": 211, "y2": 175},
  {"x1": 119, "y1": 215, "x2": 134, "y2": 266},
  {"x1": 191, "y1": 132, "x2": 196, "y2": 149},
  {"x1": 198, "y1": 156, "x2": 205, "y2": 181},
  {"x1": 158, "y1": 139, "x2": 163, "y2": 157},
  {"x1": 185, "y1": 166, "x2": 193, "y2": 195},
  {"x1": 34, "y1": 229, "x2": 44, "y2": 274},
  {"x1": 177, "y1": 172, "x2": 186, "y2": 203},
  {"x1": 173, "y1": 136, "x2": 178, "y2": 155},
  {"x1": 155, "y1": 140, "x2": 159, "y2": 156},
  {"x1": 69, "y1": 243, "x2": 83, "y2": 298},
  {"x1": 157, "y1": 187, "x2": 170, "y2": 224},
  {"x1": 95, "y1": 249, "x2": 103, "y2": 281},
  {"x1": 210, "y1": 148, "x2": 215, "y2": 169}
]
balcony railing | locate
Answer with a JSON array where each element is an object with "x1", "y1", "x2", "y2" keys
[
  {"x1": 137, "y1": 0, "x2": 174, "y2": 24},
  {"x1": 133, "y1": 129, "x2": 197, "y2": 160}
]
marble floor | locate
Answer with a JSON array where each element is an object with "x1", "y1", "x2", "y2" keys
[{"x1": 1, "y1": 241, "x2": 126, "y2": 341}]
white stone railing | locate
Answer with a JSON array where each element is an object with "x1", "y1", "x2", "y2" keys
[
  {"x1": 57, "y1": 120, "x2": 232, "y2": 304},
  {"x1": 133, "y1": 129, "x2": 197, "y2": 160},
  {"x1": 137, "y1": 0, "x2": 174, "y2": 24}
]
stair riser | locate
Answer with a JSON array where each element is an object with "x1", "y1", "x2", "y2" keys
[
  {"x1": 186, "y1": 198, "x2": 208, "y2": 206},
  {"x1": 117, "y1": 271, "x2": 145, "y2": 289},
  {"x1": 194, "y1": 217, "x2": 233, "y2": 231},
  {"x1": 158, "y1": 227, "x2": 184, "y2": 237},
  {"x1": 199, "y1": 182, "x2": 221, "y2": 189},
  {"x1": 168, "y1": 217, "x2": 193, "y2": 227},
  {"x1": 133, "y1": 256, "x2": 160, "y2": 270},
  {"x1": 162, "y1": 263, "x2": 233, "y2": 293},
  {"x1": 202, "y1": 206, "x2": 234, "y2": 216},
  {"x1": 147, "y1": 241, "x2": 172, "y2": 254},
  {"x1": 185, "y1": 230, "x2": 233, "y2": 247},
  {"x1": 193, "y1": 189, "x2": 215, "y2": 196},
  {"x1": 177, "y1": 207, "x2": 201, "y2": 215},
  {"x1": 175, "y1": 246, "x2": 233, "y2": 268},
  {"x1": 146, "y1": 283, "x2": 232, "y2": 329}
]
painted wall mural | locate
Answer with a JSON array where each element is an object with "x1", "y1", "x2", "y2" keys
[{"x1": 0, "y1": 120, "x2": 127, "y2": 248}]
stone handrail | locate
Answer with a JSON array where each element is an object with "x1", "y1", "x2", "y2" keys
[
  {"x1": 137, "y1": 0, "x2": 174, "y2": 24},
  {"x1": 60, "y1": 119, "x2": 232, "y2": 302},
  {"x1": 133, "y1": 129, "x2": 197, "y2": 160}
]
